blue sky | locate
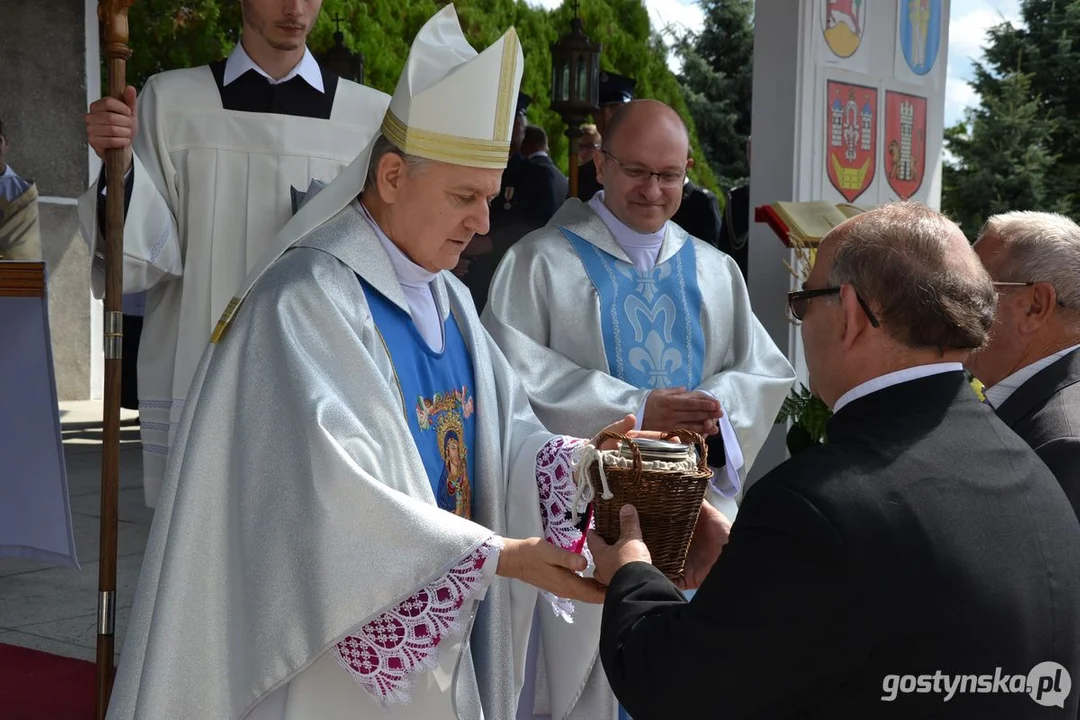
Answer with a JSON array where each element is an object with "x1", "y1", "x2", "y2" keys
[
  {"x1": 945, "y1": 0, "x2": 1022, "y2": 125},
  {"x1": 530, "y1": 0, "x2": 1023, "y2": 127}
]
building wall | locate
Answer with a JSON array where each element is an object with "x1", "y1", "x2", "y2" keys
[{"x1": 0, "y1": 0, "x2": 98, "y2": 400}]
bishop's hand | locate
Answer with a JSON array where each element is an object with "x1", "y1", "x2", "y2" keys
[{"x1": 496, "y1": 537, "x2": 606, "y2": 604}]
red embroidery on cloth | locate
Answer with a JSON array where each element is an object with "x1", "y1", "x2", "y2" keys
[
  {"x1": 536, "y1": 436, "x2": 590, "y2": 554},
  {"x1": 335, "y1": 539, "x2": 499, "y2": 705},
  {"x1": 536, "y1": 436, "x2": 593, "y2": 622}
]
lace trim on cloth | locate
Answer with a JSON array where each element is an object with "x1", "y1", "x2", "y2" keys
[
  {"x1": 536, "y1": 435, "x2": 593, "y2": 622},
  {"x1": 335, "y1": 536, "x2": 502, "y2": 706}
]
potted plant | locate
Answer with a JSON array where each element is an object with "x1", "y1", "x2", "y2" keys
[
  {"x1": 775, "y1": 384, "x2": 831, "y2": 454},
  {"x1": 775, "y1": 226, "x2": 833, "y2": 455}
]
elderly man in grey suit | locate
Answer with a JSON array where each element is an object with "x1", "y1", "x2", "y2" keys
[{"x1": 966, "y1": 211, "x2": 1080, "y2": 521}]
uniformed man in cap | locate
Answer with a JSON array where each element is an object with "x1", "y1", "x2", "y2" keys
[
  {"x1": 462, "y1": 91, "x2": 534, "y2": 311},
  {"x1": 577, "y1": 71, "x2": 635, "y2": 201},
  {"x1": 671, "y1": 151, "x2": 723, "y2": 249},
  {"x1": 716, "y1": 135, "x2": 751, "y2": 280}
]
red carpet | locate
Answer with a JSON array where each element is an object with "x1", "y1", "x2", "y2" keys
[{"x1": 0, "y1": 642, "x2": 96, "y2": 719}]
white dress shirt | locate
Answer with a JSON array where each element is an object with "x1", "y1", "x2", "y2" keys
[
  {"x1": 223, "y1": 42, "x2": 324, "y2": 92},
  {"x1": 833, "y1": 362, "x2": 966, "y2": 414},
  {"x1": 360, "y1": 203, "x2": 444, "y2": 353},
  {"x1": 984, "y1": 344, "x2": 1080, "y2": 409}
]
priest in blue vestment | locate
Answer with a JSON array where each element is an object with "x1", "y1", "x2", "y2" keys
[{"x1": 482, "y1": 99, "x2": 795, "y2": 522}]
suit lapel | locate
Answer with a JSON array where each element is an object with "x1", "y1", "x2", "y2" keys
[{"x1": 995, "y1": 349, "x2": 1080, "y2": 427}]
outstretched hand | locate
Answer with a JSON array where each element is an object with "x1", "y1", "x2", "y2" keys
[
  {"x1": 675, "y1": 500, "x2": 732, "y2": 591},
  {"x1": 496, "y1": 537, "x2": 605, "y2": 603},
  {"x1": 587, "y1": 505, "x2": 652, "y2": 586}
]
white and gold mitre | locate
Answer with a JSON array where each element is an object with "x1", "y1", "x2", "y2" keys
[{"x1": 380, "y1": 5, "x2": 523, "y2": 169}]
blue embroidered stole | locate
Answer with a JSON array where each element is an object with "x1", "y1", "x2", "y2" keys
[
  {"x1": 362, "y1": 279, "x2": 477, "y2": 519},
  {"x1": 558, "y1": 226, "x2": 706, "y2": 390}
]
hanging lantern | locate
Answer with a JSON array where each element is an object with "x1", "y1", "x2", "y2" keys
[
  {"x1": 318, "y1": 16, "x2": 365, "y2": 85},
  {"x1": 550, "y1": 5, "x2": 601, "y2": 124},
  {"x1": 550, "y1": 2, "x2": 602, "y2": 198}
]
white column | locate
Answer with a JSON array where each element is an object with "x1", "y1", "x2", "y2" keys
[
  {"x1": 86, "y1": 0, "x2": 104, "y2": 400},
  {"x1": 747, "y1": 0, "x2": 951, "y2": 484},
  {"x1": 746, "y1": 1, "x2": 813, "y2": 484}
]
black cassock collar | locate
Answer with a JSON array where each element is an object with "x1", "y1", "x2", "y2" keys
[{"x1": 208, "y1": 59, "x2": 339, "y2": 119}]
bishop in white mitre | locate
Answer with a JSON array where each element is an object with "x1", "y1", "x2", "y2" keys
[
  {"x1": 78, "y1": 23, "x2": 390, "y2": 507},
  {"x1": 482, "y1": 100, "x2": 796, "y2": 520},
  {"x1": 106, "y1": 7, "x2": 624, "y2": 720}
]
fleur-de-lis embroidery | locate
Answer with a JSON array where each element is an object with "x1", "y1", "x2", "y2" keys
[
  {"x1": 628, "y1": 329, "x2": 684, "y2": 388},
  {"x1": 616, "y1": 264, "x2": 673, "y2": 303}
]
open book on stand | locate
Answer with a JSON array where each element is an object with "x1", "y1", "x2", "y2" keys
[{"x1": 755, "y1": 201, "x2": 870, "y2": 247}]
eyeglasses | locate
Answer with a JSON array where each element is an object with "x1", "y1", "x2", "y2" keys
[
  {"x1": 787, "y1": 286, "x2": 881, "y2": 327},
  {"x1": 601, "y1": 150, "x2": 686, "y2": 187},
  {"x1": 993, "y1": 281, "x2": 1068, "y2": 308}
]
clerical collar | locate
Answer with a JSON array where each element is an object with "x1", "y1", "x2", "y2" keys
[
  {"x1": 358, "y1": 201, "x2": 438, "y2": 288},
  {"x1": 223, "y1": 42, "x2": 325, "y2": 93},
  {"x1": 588, "y1": 191, "x2": 666, "y2": 251}
]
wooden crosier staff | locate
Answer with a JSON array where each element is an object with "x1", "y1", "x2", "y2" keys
[
  {"x1": 567, "y1": 124, "x2": 582, "y2": 199},
  {"x1": 95, "y1": 1, "x2": 135, "y2": 717}
]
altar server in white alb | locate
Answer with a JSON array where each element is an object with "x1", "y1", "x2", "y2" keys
[
  {"x1": 483, "y1": 100, "x2": 795, "y2": 517},
  {"x1": 106, "y1": 7, "x2": 634, "y2": 720},
  {"x1": 78, "y1": 0, "x2": 390, "y2": 506}
]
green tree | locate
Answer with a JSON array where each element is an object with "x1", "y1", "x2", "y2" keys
[
  {"x1": 942, "y1": 71, "x2": 1064, "y2": 234},
  {"x1": 543, "y1": 0, "x2": 718, "y2": 190},
  {"x1": 124, "y1": 1, "x2": 242, "y2": 86},
  {"x1": 673, "y1": 0, "x2": 754, "y2": 191},
  {"x1": 943, "y1": 0, "x2": 1080, "y2": 236},
  {"x1": 119, "y1": 0, "x2": 717, "y2": 192}
]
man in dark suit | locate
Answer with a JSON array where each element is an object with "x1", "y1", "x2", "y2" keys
[
  {"x1": 577, "y1": 71, "x2": 635, "y2": 201},
  {"x1": 589, "y1": 202, "x2": 1080, "y2": 719},
  {"x1": 966, "y1": 211, "x2": 1080, "y2": 520},
  {"x1": 518, "y1": 123, "x2": 568, "y2": 226},
  {"x1": 671, "y1": 171, "x2": 722, "y2": 247},
  {"x1": 462, "y1": 91, "x2": 531, "y2": 310}
]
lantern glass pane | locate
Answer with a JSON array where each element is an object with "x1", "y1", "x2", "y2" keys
[
  {"x1": 560, "y1": 64, "x2": 571, "y2": 102},
  {"x1": 576, "y1": 55, "x2": 587, "y2": 102}
]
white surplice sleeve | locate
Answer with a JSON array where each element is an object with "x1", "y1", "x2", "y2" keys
[{"x1": 78, "y1": 75, "x2": 182, "y2": 298}]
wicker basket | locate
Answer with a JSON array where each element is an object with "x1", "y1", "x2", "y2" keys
[{"x1": 587, "y1": 430, "x2": 713, "y2": 580}]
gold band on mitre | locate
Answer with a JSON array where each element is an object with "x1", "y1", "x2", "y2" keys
[{"x1": 380, "y1": 110, "x2": 511, "y2": 169}]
